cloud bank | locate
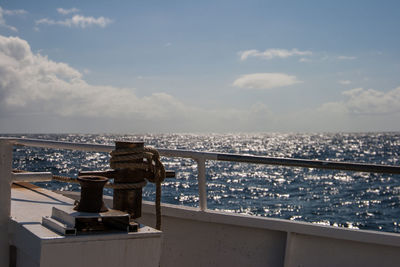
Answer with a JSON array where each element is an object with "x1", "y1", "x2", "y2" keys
[
  {"x1": 0, "y1": 35, "x2": 181, "y2": 119},
  {"x1": 0, "y1": 35, "x2": 276, "y2": 132},
  {"x1": 339, "y1": 87, "x2": 400, "y2": 115},
  {"x1": 57, "y1": 8, "x2": 80, "y2": 15},
  {"x1": 239, "y1": 48, "x2": 312, "y2": 61},
  {"x1": 36, "y1": 15, "x2": 112, "y2": 29},
  {"x1": 36, "y1": 8, "x2": 112, "y2": 29},
  {"x1": 1, "y1": 35, "x2": 399, "y2": 133},
  {"x1": 233, "y1": 73, "x2": 302, "y2": 89}
]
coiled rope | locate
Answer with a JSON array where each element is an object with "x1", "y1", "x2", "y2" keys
[{"x1": 110, "y1": 146, "x2": 166, "y2": 230}]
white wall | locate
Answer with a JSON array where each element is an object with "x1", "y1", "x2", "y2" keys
[
  {"x1": 58, "y1": 193, "x2": 400, "y2": 267},
  {"x1": 137, "y1": 201, "x2": 400, "y2": 267}
]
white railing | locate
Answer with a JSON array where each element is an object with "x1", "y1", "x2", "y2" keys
[
  {"x1": 4, "y1": 137, "x2": 400, "y2": 209},
  {"x1": 1, "y1": 137, "x2": 400, "y2": 266}
]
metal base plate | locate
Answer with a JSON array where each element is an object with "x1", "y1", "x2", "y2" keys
[{"x1": 42, "y1": 205, "x2": 138, "y2": 236}]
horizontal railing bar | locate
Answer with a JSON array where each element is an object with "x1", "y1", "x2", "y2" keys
[
  {"x1": 1, "y1": 137, "x2": 399, "y2": 174},
  {"x1": 216, "y1": 154, "x2": 400, "y2": 175},
  {"x1": 1, "y1": 137, "x2": 113, "y2": 153},
  {"x1": 158, "y1": 149, "x2": 218, "y2": 160}
]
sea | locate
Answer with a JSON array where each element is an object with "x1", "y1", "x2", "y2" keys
[{"x1": 3, "y1": 133, "x2": 400, "y2": 233}]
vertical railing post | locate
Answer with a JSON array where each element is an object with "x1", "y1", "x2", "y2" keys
[
  {"x1": 0, "y1": 140, "x2": 13, "y2": 267},
  {"x1": 196, "y1": 157, "x2": 207, "y2": 211}
]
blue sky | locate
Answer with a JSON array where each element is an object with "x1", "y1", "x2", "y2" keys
[{"x1": 1, "y1": 0, "x2": 400, "y2": 133}]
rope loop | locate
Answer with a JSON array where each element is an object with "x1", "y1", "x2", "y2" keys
[
  {"x1": 110, "y1": 146, "x2": 166, "y2": 184},
  {"x1": 110, "y1": 145, "x2": 165, "y2": 230}
]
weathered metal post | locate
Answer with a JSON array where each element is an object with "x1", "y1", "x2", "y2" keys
[
  {"x1": 0, "y1": 140, "x2": 13, "y2": 267},
  {"x1": 196, "y1": 157, "x2": 207, "y2": 211}
]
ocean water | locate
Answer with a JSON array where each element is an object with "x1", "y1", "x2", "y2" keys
[{"x1": 3, "y1": 133, "x2": 400, "y2": 233}]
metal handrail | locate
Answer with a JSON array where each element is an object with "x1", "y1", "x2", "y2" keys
[
  {"x1": 3, "y1": 137, "x2": 400, "y2": 172},
  {"x1": 2, "y1": 137, "x2": 400, "y2": 210}
]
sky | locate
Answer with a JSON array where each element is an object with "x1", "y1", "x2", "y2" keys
[{"x1": 0, "y1": 0, "x2": 400, "y2": 133}]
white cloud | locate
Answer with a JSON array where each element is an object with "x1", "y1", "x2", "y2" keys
[
  {"x1": 37, "y1": 8, "x2": 112, "y2": 29},
  {"x1": 275, "y1": 86, "x2": 400, "y2": 132},
  {"x1": 238, "y1": 49, "x2": 258, "y2": 61},
  {"x1": 337, "y1": 55, "x2": 356, "y2": 60},
  {"x1": 0, "y1": 35, "x2": 278, "y2": 133},
  {"x1": 292, "y1": 86, "x2": 400, "y2": 132},
  {"x1": 36, "y1": 14, "x2": 112, "y2": 28},
  {"x1": 233, "y1": 73, "x2": 302, "y2": 89},
  {"x1": 338, "y1": 80, "x2": 351, "y2": 85},
  {"x1": 57, "y1": 8, "x2": 80, "y2": 15},
  {"x1": 239, "y1": 48, "x2": 312, "y2": 61},
  {"x1": 36, "y1": 8, "x2": 112, "y2": 29},
  {"x1": 316, "y1": 87, "x2": 400, "y2": 117},
  {"x1": 0, "y1": 35, "x2": 175, "y2": 119},
  {"x1": 341, "y1": 87, "x2": 400, "y2": 115},
  {"x1": 35, "y1": 18, "x2": 55, "y2": 26},
  {"x1": 0, "y1": 6, "x2": 27, "y2": 32},
  {"x1": 2, "y1": 35, "x2": 398, "y2": 133},
  {"x1": 66, "y1": 15, "x2": 112, "y2": 28}
]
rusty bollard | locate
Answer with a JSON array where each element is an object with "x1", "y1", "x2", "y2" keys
[
  {"x1": 75, "y1": 176, "x2": 109, "y2": 213},
  {"x1": 112, "y1": 142, "x2": 147, "y2": 219}
]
